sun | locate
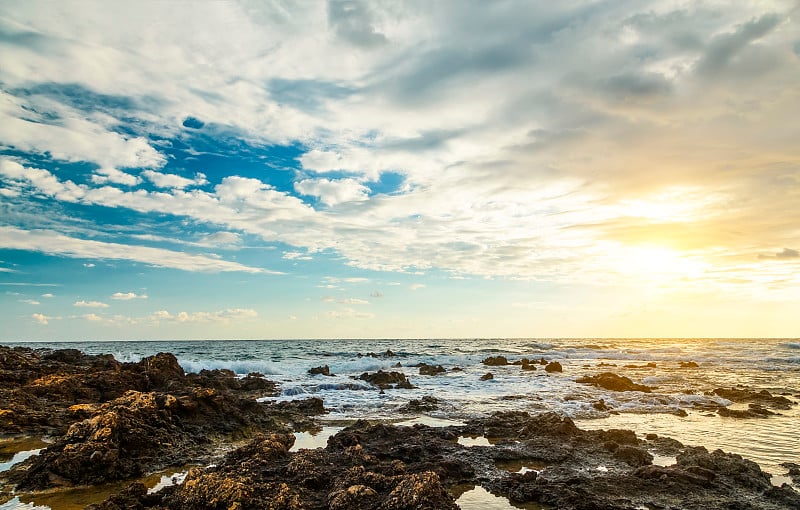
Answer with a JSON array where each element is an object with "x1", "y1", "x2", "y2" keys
[{"x1": 614, "y1": 245, "x2": 706, "y2": 285}]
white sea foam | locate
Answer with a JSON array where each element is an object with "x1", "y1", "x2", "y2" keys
[{"x1": 177, "y1": 359, "x2": 284, "y2": 376}]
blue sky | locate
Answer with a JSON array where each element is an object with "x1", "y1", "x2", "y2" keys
[{"x1": 1, "y1": 1, "x2": 799, "y2": 340}]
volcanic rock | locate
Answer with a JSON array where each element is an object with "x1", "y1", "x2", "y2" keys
[
  {"x1": 481, "y1": 356, "x2": 508, "y2": 366},
  {"x1": 418, "y1": 364, "x2": 446, "y2": 376},
  {"x1": 544, "y1": 361, "x2": 563, "y2": 373},
  {"x1": 357, "y1": 370, "x2": 414, "y2": 389},
  {"x1": 308, "y1": 365, "x2": 333, "y2": 376},
  {"x1": 575, "y1": 372, "x2": 652, "y2": 392}
]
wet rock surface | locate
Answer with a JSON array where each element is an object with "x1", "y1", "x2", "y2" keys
[
  {"x1": 575, "y1": 371, "x2": 653, "y2": 392},
  {"x1": 417, "y1": 363, "x2": 446, "y2": 376},
  {"x1": 3, "y1": 345, "x2": 798, "y2": 510},
  {"x1": 0, "y1": 345, "x2": 322, "y2": 494},
  {"x1": 712, "y1": 387, "x2": 794, "y2": 410},
  {"x1": 85, "y1": 411, "x2": 798, "y2": 510},
  {"x1": 356, "y1": 370, "x2": 415, "y2": 390}
]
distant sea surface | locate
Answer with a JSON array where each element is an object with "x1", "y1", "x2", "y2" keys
[{"x1": 6, "y1": 338, "x2": 800, "y2": 486}]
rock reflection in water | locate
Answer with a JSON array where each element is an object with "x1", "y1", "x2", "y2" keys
[
  {"x1": 290, "y1": 426, "x2": 344, "y2": 451},
  {"x1": 0, "y1": 467, "x2": 191, "y2": 510},
  {"x1": 454, "y1": 485, "x2": 545, "y2": 510}
]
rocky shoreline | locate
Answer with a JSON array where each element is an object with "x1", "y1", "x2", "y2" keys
[{"x1": 2, "y1": 345, "x2": 799, "y2": 510}]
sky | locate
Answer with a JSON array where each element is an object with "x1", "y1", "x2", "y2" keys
[{"x1": 1, "y1": 1, "x2": 799, "y2": 341}]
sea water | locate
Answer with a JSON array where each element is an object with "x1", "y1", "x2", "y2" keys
[{"x1": 2, "y1": 338, "x2": 798, "y2": 508}]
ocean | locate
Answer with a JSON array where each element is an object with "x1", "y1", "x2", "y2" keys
[{"x1": 2, "y1": 337, "x2": 799, "y2": 508}]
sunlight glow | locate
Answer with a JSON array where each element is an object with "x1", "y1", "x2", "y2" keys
[{"x1": 614, "y1": 245, "x2": 707, "y2": 284}]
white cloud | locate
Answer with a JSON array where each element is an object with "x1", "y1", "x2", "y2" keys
[
  {"x1": 338, "y1": 298, "x2": 369, "y2": 305},
  {"x1": 325, "y1": 307, "x2": 374, "y2": 320},
  {"x1": 19, "y1": 299, "x2": 40, "y2": 305},
  {"x1": 83, "y1": 313, "x2": 103, "y2": 321},
  {"x1": 283, "y1": 251, "x2": 313, "y2": 260},
  {"x1": 149, "y1": 308, "x2": 258, "y2": 323},
  {"x1": 74, "y1": 300, "x2": 109, "y2": 308},
  {"x1": 41, "y1": 293, "x2": 54, "y2": 298},
  {"x1": 0, "y1": 226, "x2": 272, "y2": 274},
  {"x1": 294, "y1": 178, "x2": 370, "y2": 206},
  {"x1": 142, "y1": 170, "x2": 208, "y2": 189},
  {"x1": 32, "y1": 313, "x2": 50, "y2": 325},
  {"x1": 0, "y1": 2, "x2": 797, "y2": 300},
  {"x1": 197, "y1": 232, "x2": 241, "y2": 247},
  {"x1": 0, "y1": 94, "x2": 163, "y2": 177},
  {"x1": 409, "y1": 284, "x2": 426, "y2": 291},
  {"x1": 112, "y1": 292, "x2": 148, "y2": 300},
  {"x1": 0, "y1": 267, "x2": 16, "y2": 273},
  {"x1": 83, "y1": 263, "x2": 96, "y2": 268}
]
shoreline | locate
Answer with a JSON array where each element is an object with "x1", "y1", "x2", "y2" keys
[{"x1": 2, "y1": 344, "x2": 799, "y2": 509}]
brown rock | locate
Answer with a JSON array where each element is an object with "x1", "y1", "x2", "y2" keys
[{"x1": 575, "y1": 372, "x2": 652, "y2": 392}]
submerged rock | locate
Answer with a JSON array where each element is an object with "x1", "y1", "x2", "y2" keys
[
  {"x1": 480, "y1": 372, "x2": 494, "y2": 381},
  {"x1": 717, "y1": 404, "x2": 776, "y2": 418},
  {"x1": 712, "y1": 387, "x2": 794, "y2": 410},
  {"x1": 575, "y1": 372, "x2": 652, "y2": 392}
]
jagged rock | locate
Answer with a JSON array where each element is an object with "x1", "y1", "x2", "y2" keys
[
  {"x1": 418, "y1": 364, "x2": 446, "y2": 376},
  {"x1": 357, "y1": 370, "x2": 414, "y2": 389},
  {"x1": 680, "y1": 361, "x2": 700, "y2": 368},
  {"x1": 7, "y1": 387, "x2": 294, "y2": 490},
  {"x1": 575, "y1": 372, "x2": 652, "y2": 392},
  {"x1": 400, "y1": 396, "x2": 439, "y2": 413},
  {"x1": 717, "y1": 404, "x2": 776, "y2": 418},
  {"x1": 712, "y1": 387, "x2": 794, "y2": 410},
  {"x1": 480, "y1": 372, "x2": 494, "y2": 381},
  {"x1": 781, "y1": 462, "x2": 800, "y2": 484},
  {"x1": 84, "y1": 411, "x2": 799, "y2": 510},
  {"x1": 614, "y1": 445, "x2": 653, "y2": 466},
  {"x1": 544, "y1": 361, "x2": 562, "y2": 373},
  {"x1": 308, "y1": 365, "x2": 333, "y2": 376},
  {"x1": 481, "y1": 356, "x2": 508, "y2": 366},
  {"x1": 521, "y1": 362, "x2": 537, "y2": 371}
]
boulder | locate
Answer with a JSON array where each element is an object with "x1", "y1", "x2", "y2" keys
[
  {"x1": 308, "y1": 365, "x2": 333, "y2": 376},
  {"x1": 418, "y1": 364, "x2": 446, "y2": 376},
  {"x1": 544, "y1": 361, "x2": 562, "y2": 373},
  {"x1": 357, "y1": 371, "x2": 414, "y2": 390},
  {"x1": 575, "y1": 372, "x2": 652, "y2": 392}
]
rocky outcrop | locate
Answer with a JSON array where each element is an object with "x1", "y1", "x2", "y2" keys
[
  {"x1": 418, "y1": 364, "x2": 446, "y2": 376},
  {"x1": 308, "y1": 365, "x2": 333, "y2": 376},
  {"x1": 400, "y1": 396, "x2": 439, "y2": 413},
  {"x1": 357, "y1": 371, "x2": 414, "y2": 390},
  {"x1": 575, "y1": 372, "x2": 653, "y2": 392},
  {"x1": 8, "y1": 387, "x2": 307, "y2": 490},
  {"x1": 712, "y1": 387, "x2": 794, "y2": 410},
  {"x1": 544, "y1": 361, "x2": 562, "y2": 373},
  {"x1": 0, "y1": 346, "x2": 280, "y2": 438},
  {"x1": 88, "y1": 411, "x2": 798, "y2": 510},
  {"x1": 481, "y1": 356, "x2": 508, "y2": 366}
]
